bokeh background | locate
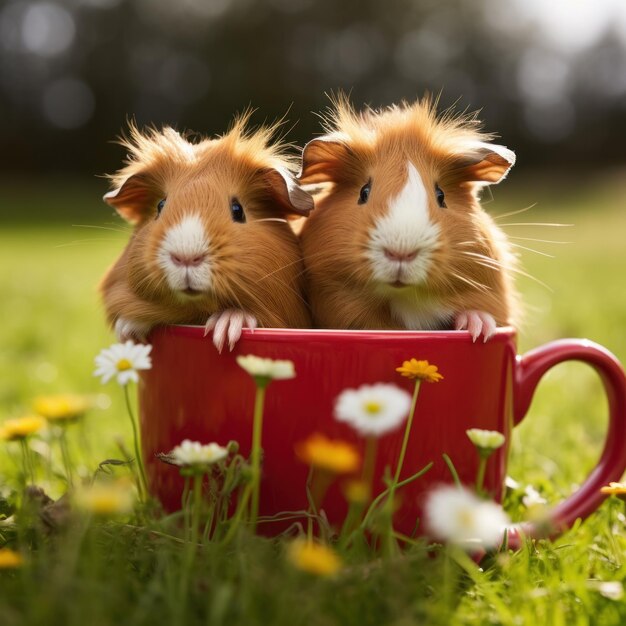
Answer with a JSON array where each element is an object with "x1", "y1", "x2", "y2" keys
[
  {"x1": 2, "y1": 0, "x2": 626, "y2": 178},
  {"x1": 1, "y1": 0, "x2": 626, "y2": 495}
]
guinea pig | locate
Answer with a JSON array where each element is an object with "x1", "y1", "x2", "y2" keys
[
  {"x1": 297, "y1": 95, "x2": 519, "y2": 341},
  {"x1": 100, "y1": 115, "x2": 313, "y2": 352}
]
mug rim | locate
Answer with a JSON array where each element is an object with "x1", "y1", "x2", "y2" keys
[{"x1": 157, "y1": 325, "x2": 517, "y2": 343}]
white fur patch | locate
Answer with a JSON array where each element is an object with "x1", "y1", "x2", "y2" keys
[
  {"x1": 366, "y1": 162, "x2": 440, "y2": 286},
  {"x1": 389, "y1": 296, "x2": 453, "y2": 330},
  {"x1": 157, "y1": 215, "x2": 212, "y2": 292}
]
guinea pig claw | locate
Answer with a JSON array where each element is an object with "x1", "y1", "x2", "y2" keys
[
  {"x1": 227, "y1": 311, "x2": 245, "y2": 352},
  {"x1": 205, "y1": 310, "x2": 258, "y2": 353},
  {"x1": 203, "y1": 314, "x2": 218, "y2": 337},
  {"x1": 454, "y1": 311, "x2": 497, "y2": 343},
  {"x1": 114, "y1": 318, "x2": 150, "y2": 343},
  {"x1": 454, "y1": 312, "x2": 468, "y2": 332},
  {"x1": 481, "y1": 314, "x2": 497, "y2": 343},
  {"x1": 244, "y1": 314, "x2": 257, "y2": 333}
]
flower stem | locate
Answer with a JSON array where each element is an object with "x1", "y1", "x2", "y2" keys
[
  {"x1": 58, "y1": 428, "x2": 74, "y2": 487},
  {"x1": 362, "y1": 436, "x2": 378, "y2": 499},
  {"x1": 222, "y1": 483, "x2": 252, "y2": 544},
  {"x1": 305, "y1": 465, "x2": 316, "y2": 542},
  {"x1": 19, "y1": 439, "x2": 34, "y2": 487},
  {"x1": 123, "y1": 385, "x2": 148, "y2": 500},
  {"x1": 249, "y1": 383, "x2": 267, "y2": 533},
  {"x1": 442, "y1": 453, "x2": 462, "y2": 488},
  {"x1": 475, "y1": 455, "x2": 488, "y2": 495},
  {"x1": 190, "y1": 473, "x2": 203, "y2": 547},
  {"x1": 359, "y1": 462, "x2": 433, "y2": 531},
  {"x1": 384, "y1": 378, "x2": 422, "y2": 524},
  {"x1": 392, "y1": 380, "x2": 421, "y2": 489},
  {"x1": 181, "y1": 476, "x2": 191, "y2": 540},
  {"x1": 339, "y1": 502, "x2": 365, "y2": 546}
]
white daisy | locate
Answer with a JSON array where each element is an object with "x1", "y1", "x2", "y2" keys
[
  {"x1": 168, "y1": 440, "x2": 229, "y2": 467},
  {"x1": 522, "y1": 485, "x2": 548, "y2": 508},
  {"x1": 94, "y1": 340, "x2": 152, "y2": 386},
  {"x1": 591, "y1": 581, "x2": 624, "y2": 601},
  {"x1": 424, "y1": 485, "x2": 511, "y2": 549},
  {"x1": 466, "y1": 428, "x2": 506, "y2": 452},
  {"x1": 334, "y1": 383, "x2": 412, "y2": 437},
  {"x1": 236, "y1": 355, "x2": 295, "y2": 381}
]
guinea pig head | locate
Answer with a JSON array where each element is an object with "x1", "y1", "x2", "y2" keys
[
  {"x1": 298, "y1": 97, "x2": 515, "y2": 301},
  {"x1": 104, "y1": 119, "x2": 312, "y2": 316}
]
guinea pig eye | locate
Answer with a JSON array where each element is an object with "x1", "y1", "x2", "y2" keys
[
  {"x1": 230, "y1": 199, "x2": 246, "y2": 224},
  {"x1": 358, "y1": 180, "x2": 372, "y2": 205},
  {"x1": 157, "y1": 198, "x2": 166, "y2": 217},
  {"x1": 434, "y1": 184, "x2": 446, "y2": 208}
]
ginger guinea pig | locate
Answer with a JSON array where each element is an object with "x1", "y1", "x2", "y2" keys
[
  {"x1": 297, "y1": 96, "x2": 519, "y2": 341},
  {"x1": 100, "y1": 116, "x2": 313, "y2": 351}
]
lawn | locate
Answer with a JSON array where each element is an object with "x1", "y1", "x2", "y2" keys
[{"x1": 1, "y1": 170, "x2": 626, "y2": 625}]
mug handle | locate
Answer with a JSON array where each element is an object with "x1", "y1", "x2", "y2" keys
[{"x1": 509, "y1": 339, "x2": 626, "y2": 543}]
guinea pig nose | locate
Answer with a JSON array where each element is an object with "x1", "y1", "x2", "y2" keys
[
  {"x1": 383, "y1": 248, "x2": 419, "y2": 263},
  {"x1": 170, "y1": 252, "x2": 207, "y2": 267}
]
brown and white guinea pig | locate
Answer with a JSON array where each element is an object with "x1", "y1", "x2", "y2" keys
[
  {"x1": 100, "y1": 115, "x2": 313, "y2": 352},
  {"x1": 297, "y1": 96, "x2": 519, "y2": 341}
]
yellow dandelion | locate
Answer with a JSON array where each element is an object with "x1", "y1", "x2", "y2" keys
[
  {"x1": 287, "y1": 539, "x2": 342, "y2": 577},
  {"x1": 395, "y1": 359, "x2": 443, "y2": 382},
  {"x1": 33, "y1": 394, "x2": 91, "y2": 422},
  {"x1": 295, "y1": 434, "x2": 360, "y2": 474},
  {"x1": 73, "y1": 480, "x2": 136, "y2": 516},
  {"x1": 0, "y1": 416, "x2": 46, "y2": 441},
  {"x1": 0, "y1": 548, "x2": 23, "y2": 569},
  {"x1": 601, "y1": 482, "x2": 626, "y2": 496},
  {"x1": 342, "y1": 479, "x2": 371, "y2": 505}
]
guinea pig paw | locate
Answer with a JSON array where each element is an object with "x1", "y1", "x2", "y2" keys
[
  {"x1": 454, "y1": 311, "x2": 497, "y2": 343},
  {"x1": 114, "y1": 318, "x2": 151, "y2": 343},
  {"x1": 204, "y1": 310, "x2": 257, "y2": 353}
]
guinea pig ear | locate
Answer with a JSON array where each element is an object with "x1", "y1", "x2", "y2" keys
[
  {"x1": 103, "y1": 174, "x2": 156, "y2": 224},
  {"x1": 298, "y1": 136, "x2": 352, "y2": 185},
  {"x1": 262, "y1": 167, "x2": 314, "y2": 217},
  {"x1": 451, "y1": 142, "x2": 516, "y2": 185}
]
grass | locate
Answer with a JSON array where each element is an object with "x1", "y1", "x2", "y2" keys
[{"x1": 1, "y1": 171, "x2": 626, "y2": 625}]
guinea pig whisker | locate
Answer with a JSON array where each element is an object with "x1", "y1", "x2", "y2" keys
[
  {"x1": 508, "y1": 243, "x2": 555, "y2": 258},
  {"x1": 340, "y1": 265, "x2": 369, "y2": 291},
  {"x1": 253, "y1": 218, "x2": 288, "y2": 224},
  {"x1": 55, "y1": 238, "x2": 126, "y2": 248},
  {"x1": 137, "y1": 272, "x2": 169, "y2": 297},
  {"x1": 450, "y1": 271, "x2": 491, "y2": 293},
  {"x1": 508, "y1": 236, "x2": 572, "y2": 245},
  {"x1": 458, "y1": 250, "x2": 504, "y2": 265},
  {"x1": 72, "y1": 223, "x2": 131, "y2": 234},
  {"x1": 492, "y1": 204, "x2": 538, "y2": 221},
  {"x1": 455, "y1": 241, "x2": 483, "y2": 248},
  {"x1": 255, "y1": 273, "x2": 310, "y2": 309},
  {"x1": 461, "y1": 253, "x2": 552, "y2": 292},
  {"x1": 257, "y1": 257, "x2": 308, "y2": 282},
  {"x1": 498, "y1": 222, "x2": 573, "y2": 228}
]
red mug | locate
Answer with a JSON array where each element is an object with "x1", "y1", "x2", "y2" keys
[{"x1": 139, "y1": 326, "x2": 626, "y2": 540}]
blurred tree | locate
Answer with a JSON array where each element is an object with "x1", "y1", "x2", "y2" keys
[{"x1": 0, "y1": 0, "x2": 625, "y2": 175}]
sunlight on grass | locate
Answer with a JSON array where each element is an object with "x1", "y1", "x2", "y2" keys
[{"x1": 1, "y1": 173, "x2": 625, "y2": 625}]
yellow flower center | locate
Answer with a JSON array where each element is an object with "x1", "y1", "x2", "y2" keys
[
  {"x1": 116, "y1": 358, "x2": 133, "y2": 371},
  {"x1": 458, "y1": 508, "x2": 475, "y2": 528},
  {"x1": 364, "y1": 401, "x2": 381, "y2": 415}
]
